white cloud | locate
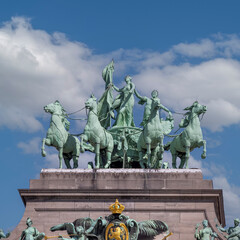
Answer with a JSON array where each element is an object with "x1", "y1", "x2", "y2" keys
[
  {"x1": 44, "y1": 153, "x2": 59, "y2": 169},
  {"x1": 17, "y1": 137, "x2": 41, "y2": 154},
  {"x1": 134, "y1": 58, "x2": 240, "y2": 132},
  {"x1": 0, "y1": 17, "x2": 107, "y2": 132},
  {"x1": 173, "y1": 39, "x2": 216, "y2": 58},
  {"x1": 1, "y1": 17, "x2": 240, "y2": 134}
]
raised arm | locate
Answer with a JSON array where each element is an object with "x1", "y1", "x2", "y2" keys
[
  {"x1": 194, "y1": 224, "x2": 200, "y2": 239},
  {"x1": 160, "y1": 104, "x2": 172, "y2": 116},
  {"x1": 216, "y1": 224, "x2": 227, "y2": 233},
  {"x1": 210, "y1": 229, "x2": 218, "y2": 239},
  {"x1": 113, "y1": 84, "x2": 120, "y2": 92},
  {"x1": 134, "y1": 89, "x2": 145, "y2": 101}
]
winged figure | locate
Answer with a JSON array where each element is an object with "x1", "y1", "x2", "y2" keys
[{"x1": 138, "y1": 220, "x2": 169, "y2": 240}]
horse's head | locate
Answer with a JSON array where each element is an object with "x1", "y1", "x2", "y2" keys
[
  {"x1": 44, "y1": 100, "x2": 65, "y2": 115},
  {"x1": 185, "y1": 101, "x2": 207, "y2": 116},
  {"x1": 85, "y1": 95, "x2": 97, "y2": 111}
]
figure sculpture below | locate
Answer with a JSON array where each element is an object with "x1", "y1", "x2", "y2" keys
[
  {"x1": 49, "y1": 199, "x2": 169, "y2": 240},
  {"x1": 19, "y1": 218, "x2": 45, "y2": 240},
  {"x1": 194, "y1": 220, "x2": 218, "y2": 240}
]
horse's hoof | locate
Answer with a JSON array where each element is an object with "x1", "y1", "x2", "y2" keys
[
  {"x1": 41, "y1": 151, "x2": 46, "y2": 157},
  {"x1": 201, "y1": 153, "x2": 206, "y2": 159},
  {"x1": 95, "y1": 165, "x2": 100, "y2": 169}
]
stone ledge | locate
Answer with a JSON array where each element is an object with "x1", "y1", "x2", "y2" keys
[{"x1": 41, "y1": 168, "x2": 203, "y2": 174}]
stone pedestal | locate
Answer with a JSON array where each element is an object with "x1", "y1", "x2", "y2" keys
[{"x1": 10, "y1": 169, "x2": 225, "y2": 240}]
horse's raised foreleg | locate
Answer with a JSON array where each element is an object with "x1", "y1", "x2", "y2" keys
[
  {"x1": 58, "y1": 147, "x2": 63, "y2": 169},
  {"x1": 200, "y1": 140, "x2": 207, "y2": 159},
  {"x1": 41, "y1": 138, "x2": 51, "y2": 157}
]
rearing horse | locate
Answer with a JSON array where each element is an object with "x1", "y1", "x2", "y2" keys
[
  {"x1": 80, "y1": 96, "x2": 114, "y2": 168},
  {"x1": 165, "y1": 101, "x2": 207, "y2": 168},
  {"x1": 137, "y1": 98, "x2": 171, "y2": 168},
  {"x1": 41, "y1": 100, "x2": 80, "y2": 169}
]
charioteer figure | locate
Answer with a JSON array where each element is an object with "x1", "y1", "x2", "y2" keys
[{"x1": 134, "y1": 89, "x2": 172, "y2": 126}]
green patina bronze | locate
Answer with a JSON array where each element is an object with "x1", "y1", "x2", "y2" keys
[
  {"x1": 136, "y1": 90, "x2": 173, "y2": 168},
  {"x1": 112, "y1": 75, "x2": 135, "y2": 127},
  {"x1": 41, "y1": 100, "x2": 81, "y2": 169},
  {"x1": 165, "y1": 101, "x2": 207, "y2": 169},
  {"x1": 49, "y1": 200, "x2": 168, "y2": 240},
  {"x1": 98, "y1": 60, "x2": 114, "y2": 129},
  {"x1": 195, "y1": 220, "x2": 218, "y2": 240},
  {"x1": 80, "y1": 95, "x2": 114, "y2": 169},
  {"x1": 19, "y1": 218, "x2": 45, "y2": 240},
  {"x1": 42, "y1": 60, "x2": 207, "y2": 169},
  {"x1": 216, "y1": 218, "x2": 240, "y2": 239},
  {"x1": 0, "y1": 230, "x2": 10, "y2": 239}
]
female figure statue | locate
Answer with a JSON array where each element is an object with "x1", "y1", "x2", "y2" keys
[
  {"x1": 19, "y1": 218, "x2": 45, "y2": 240},
  {"x1": 195, "y1": 220, "x2": 218, "y2": 240},
  {"x1": 112, "y1": 75, "x2": 135, "y2": 127}
]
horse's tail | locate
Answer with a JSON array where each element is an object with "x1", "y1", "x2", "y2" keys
[{"x1": 164, "y1": 142, "x2": 171, "y2": 151}]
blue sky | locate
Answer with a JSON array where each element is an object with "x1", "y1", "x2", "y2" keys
[{"x1": 1, "y1": 0, "x2": 240, "y2": 232}]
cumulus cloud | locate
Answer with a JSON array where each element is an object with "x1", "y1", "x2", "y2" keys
[
  {"x1": 135, "y1": 58, "x2": 240, "y2": 131},
  {"x1": 173, "y1": 39, "x2": 216, "y2": 58},
  {"x1": 1, "y1": 17, "x2": 240, "y2": 134},
  {"x1": 0, "y1": 17, "x2": 106, "y2": 132},
  {"x1": 17, "y1": 137, "x2": 41, "y2": 154}
]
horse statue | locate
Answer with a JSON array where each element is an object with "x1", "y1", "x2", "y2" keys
[
  {"x1": 41, "y1": 100, "x2": 81, "y2": 169},
  {"x1": 80, "y1": 95, "x2": 114, "y2": 168},
  {"x1": 165, "y1": 101, "x2": 207, "y2": 168},
  {"x1": 137, "y1": 97, "x2": 173, "y2": 168}
]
